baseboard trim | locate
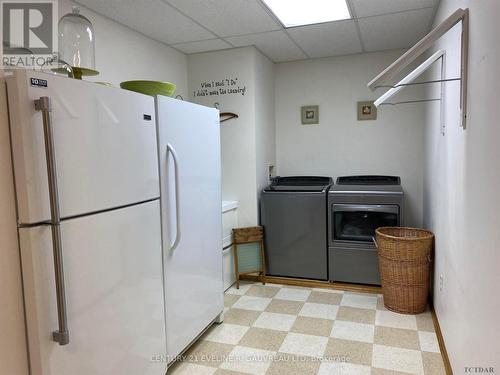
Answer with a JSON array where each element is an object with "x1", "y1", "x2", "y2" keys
[
  {"x1": 239, "y1": 274, "x2": 382, "y2": 294},
  {"x1": 430, "y1": 306, "x2": 453, "y2": 375}
]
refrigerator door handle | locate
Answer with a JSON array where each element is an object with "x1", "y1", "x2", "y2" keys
[
  {"x1": 166, "y1": 143, "x2": 181, "y2": 251},
  {"x1": 34, "y1": 97, "x2": 70, "y2": 345}
]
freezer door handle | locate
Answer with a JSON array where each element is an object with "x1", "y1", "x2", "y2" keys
[
  {"x1": 34, "y1": 97, "x2": 70, "y2": 345},
  {"x1": 166, "y1": 143, "x2": 181, "y2": 251}
]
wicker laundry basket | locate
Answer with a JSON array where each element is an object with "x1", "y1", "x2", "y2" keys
[{"x1": 374, "y1": 227, "x2": 434, "y2": 314}]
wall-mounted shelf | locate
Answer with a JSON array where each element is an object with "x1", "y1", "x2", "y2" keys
[
  {"x1": 220, "y1": 112, "x2": 239, "y2": 123},
  {"x1": 214, "y1": 102, "x2": 239, "y2": 123}
]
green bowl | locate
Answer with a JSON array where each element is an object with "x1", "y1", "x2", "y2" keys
[{"x1": 120, "y1": 80, "x2": 176, "y2": 97}]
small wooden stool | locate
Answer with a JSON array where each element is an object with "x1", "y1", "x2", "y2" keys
[{"x1": 232, "y1": 226, "x2": 266, "y2": 289}]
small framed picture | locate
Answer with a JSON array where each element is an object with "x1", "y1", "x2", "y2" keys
[
  {"x1": 301, "y1": 105, "x2": 319, "y2": 125},
  {"x1": 357, "y1": 101, "x2": 377, "y2": 120}
]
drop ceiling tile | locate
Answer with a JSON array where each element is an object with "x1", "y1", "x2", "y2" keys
[
  {"x1": 76, "y1": 0, "x2": 215, "y2": 44},
  {"x1": 166, "y1": 0, "x2": 281, "y2": 37},
  {"x1": 173, "y1": 39, "x2": 232, "y2": 54},
  {"x1": 358, "y1": 7, "x2": 434, "y2": 52},
  {"x1": 225, "y1": 31, "x2": 307, "y2": 63},
  {"x1": 287, "y1": 20, "x2": 362, "y2": 59},
  {"x1": 351, "y1": 0, "x2": 437, "y2": 18}
]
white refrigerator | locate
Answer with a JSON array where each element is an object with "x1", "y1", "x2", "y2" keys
[
  {"x1": 7, "y1": 70, "x2": 167, "y2": 375},
  {"x1": 155, "y1": 96, "x2": 223, "y2": 365}
]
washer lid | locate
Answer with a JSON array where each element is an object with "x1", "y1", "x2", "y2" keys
[{"x1": 267, "y1": 176, "x2": 333, "y2": 191}]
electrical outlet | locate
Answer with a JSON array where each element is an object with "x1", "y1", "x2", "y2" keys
[
  {"x1": 268, "y1": 163, "x2": 275, "y2": 184},
  {"x1": 439, "y1": 274, "x2": 444, "y2": 291}
]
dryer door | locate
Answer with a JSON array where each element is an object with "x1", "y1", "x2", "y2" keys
[{"x1": 332, "y1": 204, "x2": 399, "y2": 243}]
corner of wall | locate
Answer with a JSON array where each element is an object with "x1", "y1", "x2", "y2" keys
[{"x1": 251, "y1": 48, "x2": 276, "y2": 218}]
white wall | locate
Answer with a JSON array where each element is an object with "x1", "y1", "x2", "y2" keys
[
  {"x1": 275, "y1": 50, "x2": 426, "y2": 226},
  {"x1": 0, "y1": 3, "x2": 188, "y2": 374},
  {"x1": 188, "y1": 47, "x2": 257, "y2": 226},
  {"x1": 62, "y1": 0, "x2": 188, "y2": 95},
  {"x1": 423, "y1": 1, "x2": 500, "y2": 372},
  {"x1": 188, "y1": 47, "x2": 275, "y2": 227}
]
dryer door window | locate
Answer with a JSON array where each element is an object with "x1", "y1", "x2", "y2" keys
[{"x1": 333, "y1": 204, "x2": 399, "y2": 242}]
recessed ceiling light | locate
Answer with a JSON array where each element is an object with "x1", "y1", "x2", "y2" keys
[{"x1": 261, "y1": 0, "x2": 351, "y2": 28}]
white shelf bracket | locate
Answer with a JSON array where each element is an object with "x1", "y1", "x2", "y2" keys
[
  {"x1": 439, "y1": 52, "x2": 446, "y2": 135},
  {"x1": 374, "y1": 50, "x2": 444, "y2": 106},
  {"x1": 373, "y1": 50, "x2": 447, "y2": 135},
  {"x1": 368, "y1": 8, "x2": 469, "y2": 130}
]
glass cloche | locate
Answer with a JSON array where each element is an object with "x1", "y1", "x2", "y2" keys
[{"x1": 58, "y1": 7, "x2": 98, "y2": 79}]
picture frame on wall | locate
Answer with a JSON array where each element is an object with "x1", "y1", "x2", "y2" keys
[
  {"x1": 357, "y1": 101, "x2": 377, "y2": 120},
  {"x1": 301, "y1": 105, "x2": 319, "y2": 125}
]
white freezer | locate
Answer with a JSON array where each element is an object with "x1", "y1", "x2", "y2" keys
[
  {"x1": 6, "y1": 70, "x2": 159, "y2": 224},
  {"x1": 6, "y1": 70, "x2": 166, "y2": 375},
  {"x1": 155, "y1": 96, "x2": 223, "y2": 363},
  {"x1": 19, "y1": 200, "x2": 166, "y2": 375}
]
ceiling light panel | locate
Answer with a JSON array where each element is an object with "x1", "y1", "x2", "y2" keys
[{"x1": 262, "y1": 0, "x2": 351, "y2": 28}]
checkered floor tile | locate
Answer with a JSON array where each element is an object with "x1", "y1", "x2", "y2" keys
[{"x1": 168, "y1": 281, "x2": 446, "y2": 375}]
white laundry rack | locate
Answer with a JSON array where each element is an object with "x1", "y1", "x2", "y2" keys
[{"x1": 368, "y1": 8, "x2": 469, "y2": 130}]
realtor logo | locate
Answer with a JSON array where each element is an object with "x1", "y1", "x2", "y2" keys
[{"x1": 2, "y1": 0, "x2": 57, "y2": 55}]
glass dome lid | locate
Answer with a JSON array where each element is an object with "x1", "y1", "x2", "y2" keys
[{"x1": 58, "y1": 7, "x2": 98, "y2": 79}]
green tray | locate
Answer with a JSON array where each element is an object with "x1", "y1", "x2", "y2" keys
[{"x1": 120, "y1": 80, "x2": 176, "y2": 97}]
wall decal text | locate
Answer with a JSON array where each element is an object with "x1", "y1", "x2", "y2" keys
[{"x1": 193, "y1": 77, "x2": 247, "y2": 97}]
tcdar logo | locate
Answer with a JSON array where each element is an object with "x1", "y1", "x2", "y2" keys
[{"x1": 465, "y1": 367, "x2": 495, "y2": 373}]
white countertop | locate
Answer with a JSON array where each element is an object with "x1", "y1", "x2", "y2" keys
[{"x1": 222, "y1": 200, "x2": 238, "y2": 213}]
